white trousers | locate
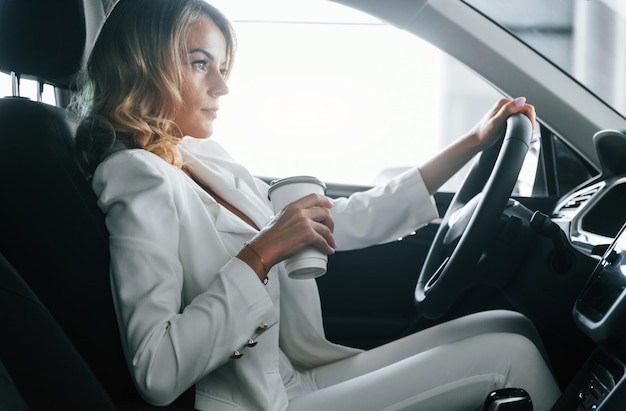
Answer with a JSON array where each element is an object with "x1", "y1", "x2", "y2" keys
[{"x1": 287, "y1": 310, "x2": 560, "y2": 411}]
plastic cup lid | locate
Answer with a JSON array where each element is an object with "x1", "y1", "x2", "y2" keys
[{"x1": 267, "y1": 176, "x2": 327, "y2": 197}]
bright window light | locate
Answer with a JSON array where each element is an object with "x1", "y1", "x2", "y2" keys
[
  {"x1": 207, "y1": 0, "x2": 444, "y2": 185},
  {"x1": 0, "y1": 71, "x2": 56, "y2": 105}
]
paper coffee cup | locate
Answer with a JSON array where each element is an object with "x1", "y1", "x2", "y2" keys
[{"x1": 268, "y1": 176, "x2": 328, "y2": 279}]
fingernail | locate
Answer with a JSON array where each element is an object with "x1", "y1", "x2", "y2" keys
[{"x1": 514, "y1": 97, "x2": 526, "y2": 107}]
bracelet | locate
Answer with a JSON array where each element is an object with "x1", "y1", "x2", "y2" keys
[{"x1": 244, "y1": 241, "x2": 269, "y2": 285}]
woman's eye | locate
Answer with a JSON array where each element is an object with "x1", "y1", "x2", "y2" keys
[{"x1": 191, "y1": 60, "x2": 208, "y2": 71}]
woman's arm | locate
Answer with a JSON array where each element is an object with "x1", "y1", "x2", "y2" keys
[
  {"x1": 328, "y1": 97, "x2": 535, "y2": 251},
  {"x1": 419, "y1": 97, "x2": 535, "y2": 194}
]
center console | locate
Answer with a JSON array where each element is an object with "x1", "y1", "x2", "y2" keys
[
  {"x1": 552, "y1": 349, "x2": 626, "y2": 411},
  {"x1": 552, "y1": 223, "x2": 626, "y2": 410},
  {"x1": 574, "y1": 222, "x2": 626, "y2": 343}
]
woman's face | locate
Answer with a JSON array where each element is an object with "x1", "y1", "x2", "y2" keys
[{"x1": 175, "y1": 16, "x2": 229, "y2": 139}]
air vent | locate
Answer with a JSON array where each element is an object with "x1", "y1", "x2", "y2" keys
[
  {"x1": 558, "y1": 182, "x2": 604, "y2": 211},
  {"x1": 563, "y1": 192, "x2": 597, "y2": 209}
]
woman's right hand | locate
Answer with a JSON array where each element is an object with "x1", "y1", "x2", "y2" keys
[{"x1": 237, "y1": 193, "x2": 336, "y2": 280}]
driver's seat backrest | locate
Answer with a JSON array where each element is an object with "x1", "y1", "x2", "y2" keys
[
  {"x1": 0, "y1": 251, "x2": 117, "y2": 411},
  {"x1": 0, "y1": 0, "x2": 140, "y2": 404},
  {"x1": 0, "y1": 0, "x2": 196, "y2": 408},
  {"x1": 0, "y1": 94, "x2": 139, "y2": 402}
]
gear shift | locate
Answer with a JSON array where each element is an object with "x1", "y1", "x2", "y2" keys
[{"x1": 483, "y1": 388, "x2": 533, "y2": 410}]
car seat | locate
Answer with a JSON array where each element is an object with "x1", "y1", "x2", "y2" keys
[
  {"x1": 0, "y1": 0, "x2": 194, "y2": 409},
  {"x1": 0, "y1": 251, "x2": 117, "y2": 410}
]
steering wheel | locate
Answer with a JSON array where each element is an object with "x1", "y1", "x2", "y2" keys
[{"x1": 414, "y1": 113, "x2": 533, "y2": 319}]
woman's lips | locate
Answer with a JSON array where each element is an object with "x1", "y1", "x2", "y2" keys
[{"x1": 202, "y1": 108, "x2": 218, "y2": 119}]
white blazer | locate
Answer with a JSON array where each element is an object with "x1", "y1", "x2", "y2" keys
[{"x1": 92, "y1": 137, "x2": 438, "y2": 411}]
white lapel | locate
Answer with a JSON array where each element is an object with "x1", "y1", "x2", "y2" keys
[{"x1": 179, "y1": 138, "x2": 273, "y2": 233}]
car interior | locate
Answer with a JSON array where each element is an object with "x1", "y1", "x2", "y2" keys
[{"x1": 2, "y1": 0, "x2": 626, "y2": 410}]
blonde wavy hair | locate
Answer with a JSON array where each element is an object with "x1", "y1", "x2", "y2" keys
[{"x1": 74, "y1": 0, "x2": 236, "y2": 176}]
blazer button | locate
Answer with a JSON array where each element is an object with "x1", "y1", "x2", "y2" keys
[
  {"x1": 257, "y1": 323, "x2": 268, "y2": 331},
  {"x1": 246, "y1": 339, "x2": 258, "y2": 348},
  {"x1": 231, "y1": 351, "x2": 243, "y2": 359}
]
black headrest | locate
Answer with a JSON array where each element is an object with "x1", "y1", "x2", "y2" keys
[{"x1": 0, "y1": 0, "x2": 105, "y2": 89}]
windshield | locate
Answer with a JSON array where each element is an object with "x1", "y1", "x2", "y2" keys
[{"x1": 463, "y1": 0, "x2": 626, "y2": 119}]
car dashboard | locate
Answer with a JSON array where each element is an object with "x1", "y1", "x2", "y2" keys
[
  {"x1": 554, "y1": 179, "x2": 626, "y2": 253},
  {"x1": 552, "y1": 129, "x2": 626, "y2": 249},
  {"x1": 547, "y1": 130, "x2": 626, "y2": 411}
]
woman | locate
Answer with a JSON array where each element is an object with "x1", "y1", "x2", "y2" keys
[{"x1": 74, "y1": 0, "x2": 560, "y2": 410}]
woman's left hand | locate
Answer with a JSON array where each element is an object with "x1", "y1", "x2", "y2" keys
[
  {"x1": 418, "y1": 96, "x2": 535, "y2": 195},
  {"x1": 469, "y1": 97, "x2": 536, "y2": 150}
]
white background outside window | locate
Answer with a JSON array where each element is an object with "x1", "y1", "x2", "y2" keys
[{"x1": 208, "y1": 0, "x2": 503, "y2": 188}]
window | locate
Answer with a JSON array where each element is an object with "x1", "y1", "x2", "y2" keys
[
  {"x1": 0, "y1": 72, "x2": 56, "y2": 105},
  {"x1": 208, "y1": 0, "x2": 506, "y2": 191}
]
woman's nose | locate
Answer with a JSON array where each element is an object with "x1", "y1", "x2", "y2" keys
[{"x1": 209, "y1": 70, "x2": 229, "y2": 97}]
